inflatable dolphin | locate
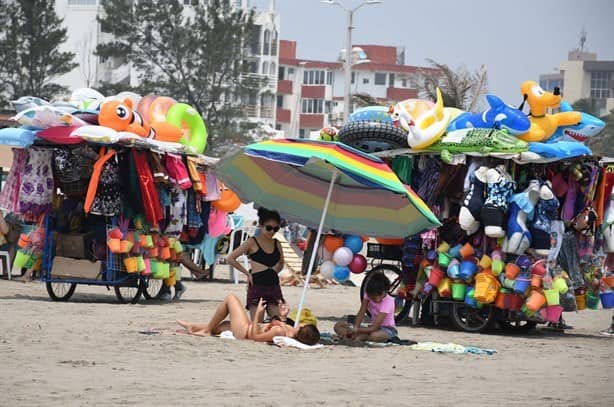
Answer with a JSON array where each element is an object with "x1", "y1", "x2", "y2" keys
[{"x1": 447, "y1": 94, "x2": 530, "y2": 136}]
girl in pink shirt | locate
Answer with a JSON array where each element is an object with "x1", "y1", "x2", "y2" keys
[{"x1": 334, "y1": 272, "x2": 398, "y2": 342}]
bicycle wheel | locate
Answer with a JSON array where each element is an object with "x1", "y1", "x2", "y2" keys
[
  {"x1": 142, "y1": 278, "x2": 163, "y2": 300},
  {"x1": 360, "y1": 264, "x2": 412, "y2": 323},
  {"x1": 450, "y1": 302, "x2": 495, "y2": 333},
  {"x1": 46, "y1": 282, "x2": 77, "y2": 301},
  {"x1": 114, "y1": 279, "x2": 144, "y2": 304}
]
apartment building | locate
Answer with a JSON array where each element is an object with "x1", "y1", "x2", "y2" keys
[
  {"x1": 276, "y1": 40, "x2": 438, "y2": 139},
  {"x1": 539, "y1": 49, "x2": 614, "y2": 116}
]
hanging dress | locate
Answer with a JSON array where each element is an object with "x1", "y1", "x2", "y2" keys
[
  {"x1": 132, "y1": 148, "x2": 164, "y2": 227},
  {"x1": 0, "y1": 148, "x2": 28, "y2": 213},
  {"x1": 18, "y1": 147, "x2": 54, "y2": 219}
]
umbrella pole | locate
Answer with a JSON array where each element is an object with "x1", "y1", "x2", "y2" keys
[{"x1": 294, "y1": 170, "x2": 338, "y2": 328}]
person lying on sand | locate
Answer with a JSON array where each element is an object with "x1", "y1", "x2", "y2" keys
[{"x1": 177, "y1": 294, "x2": 320, "y2": 345}]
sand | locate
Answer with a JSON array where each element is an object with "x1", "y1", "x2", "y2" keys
[{"x1": 1, "y1": 270, "x2": 613, "y2": 407}]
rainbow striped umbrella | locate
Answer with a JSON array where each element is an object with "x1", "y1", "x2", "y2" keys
[
  {"x1": 215, "y1": 139, "x2": 440, "y2": 325},
  {"x1": 215, "y1": 139, "x2": 439, "y2": 237}
]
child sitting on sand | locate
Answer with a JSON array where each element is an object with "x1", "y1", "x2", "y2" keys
[
  {"x1": 334, "y1": 272, "x2": 397, "y2": 342},
  {"x1": 177, "y1": 294, "x2": 320, "y2": 345}
]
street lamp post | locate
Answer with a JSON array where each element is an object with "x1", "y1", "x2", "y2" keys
[{"x1": 322, "y1": 0, "x2": 383, "y2": 123}]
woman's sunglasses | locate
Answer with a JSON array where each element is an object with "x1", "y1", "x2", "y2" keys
[{"x1": 264, "y1": 225, "x2": 280, "y2": 232}]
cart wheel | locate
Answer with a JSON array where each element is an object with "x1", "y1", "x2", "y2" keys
[
  {"x1": 498, "y1": 319, "x2": 537, "y2": 333},
  {"x1": 46, "y1": 282, "x2": 77, "y2": 301},
  {"x1": 360, "y1": 264, "x2": 412, "y2": 324},
  {"x1": 450, "y1": 302, "x2": 495, "y2": 333},
  {"x1": 142, "y1": 278, "x2": 163, "y2": 300},
  {"x1": 114, "y1": 280, "x2": 144, "y2": 304}
]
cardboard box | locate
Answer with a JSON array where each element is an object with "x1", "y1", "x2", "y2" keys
[
  {"x1": 55, "y1": 232, "x2": 96, "y2": 259},
  {"x1": 51, "y1": 256, "x2": 101, "y2": 280}
]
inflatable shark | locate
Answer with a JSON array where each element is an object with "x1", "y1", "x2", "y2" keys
[
  {"x1": 545, "y1": 101, "x2": 605, "y2": 143},
  {"x1": 447, "y1": 94, "x2": 530, "y2": 136}
]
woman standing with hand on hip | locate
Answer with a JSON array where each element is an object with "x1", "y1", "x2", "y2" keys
[{"x1": 227, "y1": 207, "x2": 285, "y2": 321}]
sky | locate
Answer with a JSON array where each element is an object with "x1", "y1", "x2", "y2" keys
[{"x1": 252, "y1": 0, "x2": 614, "y2": 106}]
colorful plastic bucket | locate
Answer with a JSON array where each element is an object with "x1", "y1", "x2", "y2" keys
[
  {"x1": 451, "y1": 281, "x2": 466, "y2": 301},
  {"x1": 525, "y1": 290, "x2": 546, "y2": 312},
  {"x1": 530, "y1": 274, "x2": 543, "y2": 289},
  {"x1": 13, "y1": 249, "x2": 31, "y2": 269},
  {"x1": 495, "y1": 290, "x2": 508, "y2": 309},
  {"x1": 428, "y1": 266, "x2": 444, "y2": 286},
  {"x1": 491, "y1": 259, "x2": 504, "y2": 276},
  {"x1": 437, "y1": 277, "x2": 451, "y2": 298},
  {"x1": 587, "y1": 292, "x2": 600, "y2": 309},
  {"x1": 504, "y1": 263, "x2": 521, "y2": 279},
  {"x1": 600, "y1": 292, "x2": 614, "y2": 309},
  {"x1": 449, "y1": 244, "x2": 462, "y2": 259},
  {"x1": 464, "y1": 287, "x2": 477, "y2": 307},
  {"x1": 447, "y1": 259, "x2": 461, "y2": 279},
  {"x1": 513, "y1": 277, "x2": 531, "y2": 295},
  {"x1": 474, "y1": 272, "x2": 500, "y2": 304},
  {"x1": 459, "y1": 260, "x2": 478, "y2": 281},
  {"x1": 460, "y1": 243, "x2": 474, "y2": 259},
  {"x1": 437, "y1": 241, "x2": 450, "y2": 253},
  {"x1": 124, "y1": 257, "x2": 138, "y2": 273},
  {"x1": 544, "y1": 289, "x2": 560, "y2": 306},
  {"x1": 545, "y1": 305, "x2": 563, "y2": 323},
  {"x1": 553, "y1": 277, "x2": 569, "y2": 294},
  {"x1": 478, "y1": 255, "x2": 492, "y2": 270},
  {"x1": 508, "y1": 294, "x2": 524, "y2": 311},
  {"x1": 438, "y1": 252, "x2": 451, "y2": 267}
]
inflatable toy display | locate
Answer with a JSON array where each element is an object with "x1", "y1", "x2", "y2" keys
[
  {"x1": 447, "y1": 94, "x2": 531, "y2": 136},
  {"x1": 389, "y1": 88, "x2": 452, "y2": 149},
  {"x1": 319, "y1": 126, "x2": 339, "y2": 141},
  {"x1": 421, "y1": 128, "x2": 528, "y2": 160},
  {"x1": 166, "y1": 103, "x2": 208, "y2": 153},
  {"x1": 10, "y1": 96, "x2": 49, "y2": 113},
  {"x1": 348, "y1": 106, "x2": 392, "y2": 123},
  {"x1": 546, "y1": 101, "x2": 605, "y2": 143},
  {"x1": 0, "y1": 127, "x2": 36, "y2": 148},
  {"x1": 517, "y1": 81, "x2": 581, "y2": 142},
  {"x1": 12, "y1": 106, "x2": 87, "y2": 129}
]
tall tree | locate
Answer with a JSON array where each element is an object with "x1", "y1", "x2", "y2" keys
[
  {"x1": 96, "y1": 0, "x2": 264, "y2": 154},
  {"x1": 416, "y1": 59, "x2": 488, "y2": 111},
  {"x1": 0, "y1": 0, "x2": 76, "y2": 105},
  {"x1": 586, "y1": 108, "x2": 614, "y2": 157}
]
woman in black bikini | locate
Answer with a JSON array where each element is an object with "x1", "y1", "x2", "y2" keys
[{"x1": 227, "y1": 207, "x2": 285, "y2": 321}]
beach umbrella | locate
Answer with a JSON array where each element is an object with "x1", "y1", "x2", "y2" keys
[{"x1": 214, "y1": 139, "x2": 440, "y2": 326}]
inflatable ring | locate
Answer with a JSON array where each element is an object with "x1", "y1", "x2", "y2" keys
[
  {"x1": 337, "y1": 121, "x2": 408, "y2": 154},
  {"x1": 166, "y1": 103, "x2": 207, "y2": 154},
  {"x1": 212, "y1": 189, "x2": 241, "y2": 212}
]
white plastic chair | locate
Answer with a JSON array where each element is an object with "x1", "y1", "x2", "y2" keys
[{"x1": 226, "y1": 215, "x2": 251, "y2": 284}]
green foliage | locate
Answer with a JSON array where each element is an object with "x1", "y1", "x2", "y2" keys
[
  {"x1": 0, "y1": 0, "x2": 76, "y2": 105},
  {"x1": 96, "y1": 0, "x2": 264, "y2": 155},
  {"x1": 417, "y1": 59, "x2": 488, "y2": 111}
]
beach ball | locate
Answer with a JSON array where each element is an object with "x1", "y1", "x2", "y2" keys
[
  {"x1": 333, "y1": 247, "x2": 353, "y2": 266},
  {"x1": 344, "y1": 235, "x2": 363, "y2": 254},
  {"x1": 348, "y1": 254, "x2": 367, "y2": 274},
  {"x1": 320, "y1": 261, "x2": 335, "y2": 279},
  {"x1": 333, "y1": 265, "x2": 350, "y2": 282},
  {"x1": 324, "y1": 235, "x2": 344, "y2": 253}
]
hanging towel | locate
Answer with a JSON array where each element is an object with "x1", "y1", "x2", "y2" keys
[{"x1": 133, "y1": 149, "x2": 164, "y2": 227}]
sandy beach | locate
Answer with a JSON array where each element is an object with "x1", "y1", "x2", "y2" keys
[{"x1": 1, "y1": 270, "x2": 613, "y2": 407}]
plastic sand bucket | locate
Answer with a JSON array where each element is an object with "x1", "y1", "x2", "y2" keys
[
  {"x1": 438, "y1": 252, "x2": 451, "y2": 267},
  {"x1": 531, "y1": 261, "x2": 546, "y2": 277},
  {"x1": 120, "y1": 240, "x2": 133, "y2": 254},
  {"x1": 513, "y1": 277, "x2": 531, "y2": 295},
  {"x1": 140, "y1": 234, "x2": 154, "y2": 249},
  {"x1": 600, "y1": 292, "x2": 614, "y2": 309},
  {"x1": 545, "y1": 305, "x2": 563, "y2": 323},
  {"x1": 530, "y1": 274, "x2": 543, "y2": 289},
  {"x1": 465, "y1": 287, "x2": 477, "y2": 307},
  {"x1": 171, "y1": 265, "x2": 182, "y2": 281},
  {"x1": 478, "y1": 255, "x2": 492, "y2": 270},
  {"x1": 495, "y1": 289, "x2": 508, "y2": 309},
  {"x1": 437, "y1": 241, "x2": 450, "y2": 253},
  {"x1": 437, "y1": 277, "x2": 451, "y2": 298},
  {"x1": 124, "y1": 257, "x2": 138, "y2": 273},
  {"x1": 460, "y1": 243, "x2": 474, "y2": 259},
  {"x1": 602, "y1": 275, "x2": 614, "y2": 288},
  {"x1": 575, "y1": 293, "x2": 587, "y2": 310},
  {"x1": 503, "y1": 277, "x2": 516, "y2": 289},
  {"x1": 544, "y1": 289, "x2": 560, "y2": 306},
  {"x1": 525, "y1": 290, "x2": 546, "y2": 312},
  {"x1": 474, "y1": 272, "x2": 500, "y2": 304},
  {"x1": 159, "y1": 246, "x2": 171, "y2": 260},
  {"x1": 447, "y1": 259, "x2": 461, "y2": 279},
  {"x1": 164, "y1": 269, "x2": 176, "y2": 287},
  {"x1": 149, "y1": 247, "x2": 159, "y2": 258},
  {"x1": 449, "y1": 244, "x2": 462, "y2": 259},
  {"x1": 505, "y1": 263, "x2": 521, "y2": 279},
  {"x1": 553, "y1": 277, "x2": 569, "y2": 294},
  {"x1": 135, "y1": 256, "x2": 146, "y2": 272},
  {"x1": 107, "y1": 238, "x2": 121, "y2": 254},
  {"x1": 508, "y1": 294, "x2": 524, "y2": 311},
  {"x1": 587, "y1": 292, "x2": 599, "y2": 309},
  {"x1": 459, "y1": 260, "x2": 478, "y2": 281},
  {"x1": 18, "y1": 233, "x2": 31, "y2": 248},
  {"x1": 13, "y1": 249, "x2": 31, "y2": 269},
  {"x1": 428, "y1": 266, "x2": 444, "y2": 286},
  {"x1": 451, "y1": 281, "x2": 466, "y2": 300},
  {"x1": 174, "y1": 240, "x2": 184, "y2": 253},
  {"x1": 141, "y1": 258, "x2": 151, "y2": 276}
]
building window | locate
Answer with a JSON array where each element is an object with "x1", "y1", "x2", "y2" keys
[
  {"x1": 326, "y1": 71, "x2": 332, "y2": 85},
  {"x1": 591, "y1": 71, "x2": 611, "y2": 99},
  {"x1": 374, "y1": 72, "x2": 387, "y2": 85},
  {"x1": 389, "y1": 73, "x2": 395, "y2": 87},
  {"x1": 277, "y1": 95, "x2": 283, "y2": 108},
  {"x1": 299, "y1": 129, "x2": 305, "y2": 138},
  {"x1": 401, "y1": 79, "x2": 407, "y2": 87},
  {"x1": 363, "y1": 78, "x2": 369, "y2": 84},
  {"x1": 303, "y1": 70, "x2": 328, "y2": 85},
  {"x1": 270, "y1": 62, "x2": 276, "y2": 77},
  {"x1": 263, "y1": 29, "x2": 271, "y2": 55},
  {"x1": 183, "y1": 0, "x2": 199, "y2": 5},
  {"x1": 301, "y1": 99, "x2": 324, "y2": 114},
  {"x1": 351, "y1": 72, "x2": 355, "y2": 84},
  {"x1": 262, "y1": 61, "x2": 268, "y2": 76},
  {"x1": 271, "y1": 30, "x2": 278, "y2": 56},
  {"x1": 278, "y1": 66, "x2": 285, "y2": 80}
]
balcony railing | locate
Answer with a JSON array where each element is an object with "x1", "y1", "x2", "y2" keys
[{"x1": 242, "y1": 105, "x2": 275, "y2": 119}]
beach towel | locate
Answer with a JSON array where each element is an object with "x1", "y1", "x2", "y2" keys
[
  {"x1": 272, "y1": 336, "x2": 324, "y2": 350},
  {"x1": 408, "y1": 341, "x2": 497, "y2": 355}
]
